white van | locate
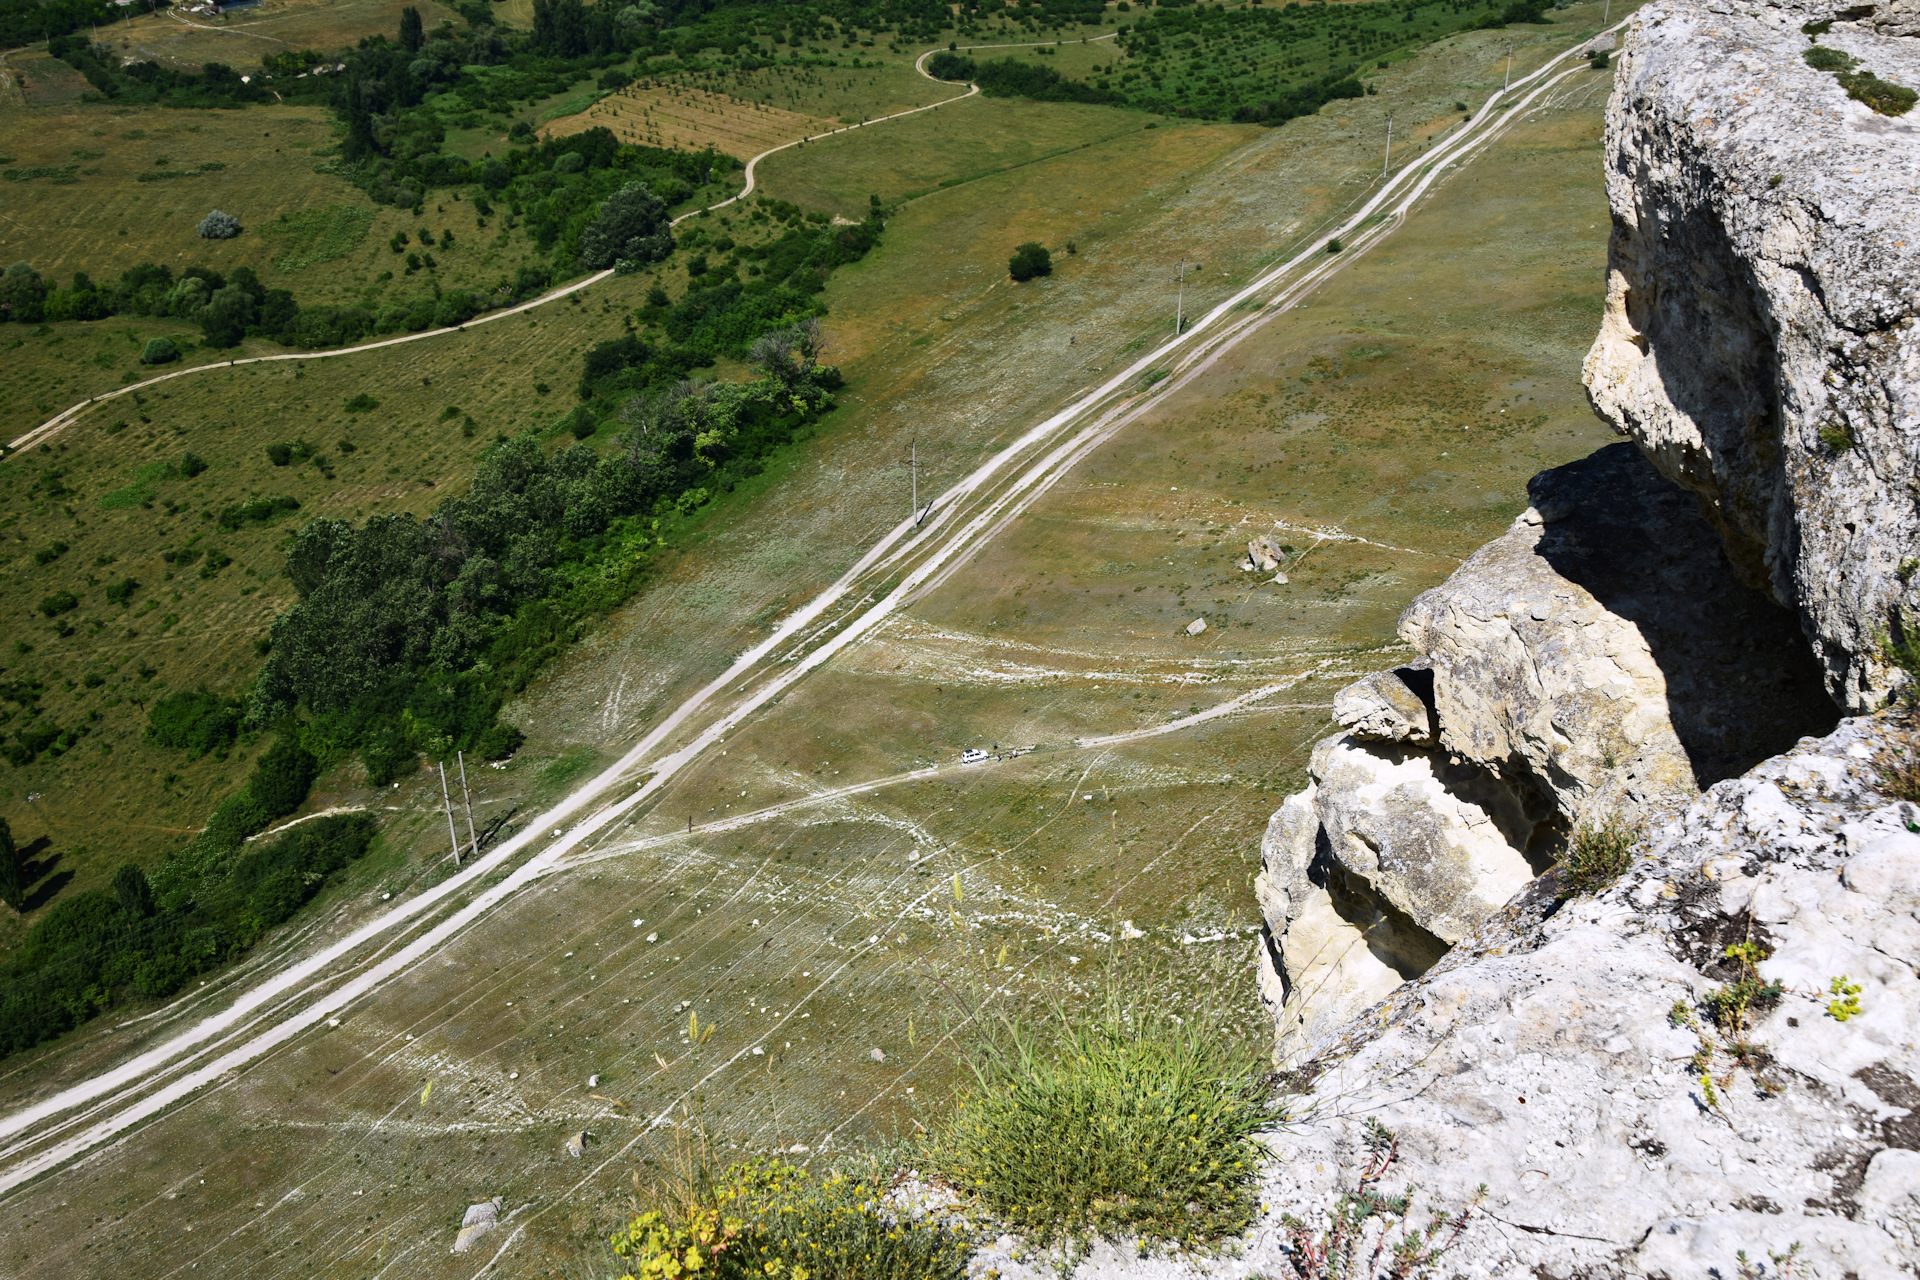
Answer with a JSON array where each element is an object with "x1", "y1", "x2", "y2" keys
[{"x1": 960, "y1": 748, "x2": 990, "y2": 764}]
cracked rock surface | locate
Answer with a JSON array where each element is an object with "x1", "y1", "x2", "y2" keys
[
  {"x1": 1583, "y1": 0, "x2": 1920, "y2": 712},
  {"x1": 1259, "y1": 715, "x2": 1920, "y2": 1279},
  {"x1": 1258, "y1": 443, "x2": 1833, "y2": 1062}
]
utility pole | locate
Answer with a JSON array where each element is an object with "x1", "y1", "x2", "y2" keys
[
  {"x1": 438, "y1": 762, "x2": 462, "y2": 866},
  {"x1": 1383, "y1": 112, "x2": 1393, "y2": 177},
  {"x1": 904, "y1": 435, "x2": 930, "y2": 525},
  {"x1": 1603, "y1": 0, "x2": 1611, "y2": 24},
  {"x1": 1504, "y1": 41, "x2": 1514, "y2": 92},
  {"x1": 456, "y1": 750, "x2": 480, "y2": 863},
  {"x1": 1175, "y1": 260, "x2": 1186, "y2": 335}
]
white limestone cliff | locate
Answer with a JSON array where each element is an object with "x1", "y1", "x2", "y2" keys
[{"x1": 1247, "y1": 0, "x2": 1920, "y2": 1270}]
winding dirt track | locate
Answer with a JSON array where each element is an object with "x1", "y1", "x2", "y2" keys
[
  {"x1": 4, "y1": 58, "x2": 985, "y2": 454},
  {"x1": 0, "y1": 27, "x2": 1618, "y2": 1209}
]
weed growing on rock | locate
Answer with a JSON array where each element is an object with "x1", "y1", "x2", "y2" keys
[
  {"x1": 1674, "y1": 939, "x2": 1785, "y2": 1106},
  {"x1": 930, "y1": 987, "x2": 1272, "y2": 1249},
  {"x1": 1279, "y1": 1120, "x2": 1484, "y2": 1280},
  {"x1": 1803, "y1": 45, "x2": 1916, "y2": 117},
  {"x1": 1560, "y1": 814, "x2": 1639, "y2": 896},
  {"x1": 1826, "y1": 975, "x2": 1864, "y2": 1022},
  {"x1": 1839, "y1": 69, "x2": 1917, "y2": 116},
  {"x1": 1875, "y1": 746, "x2": 1920, "y2": 802},
  {"x1": 1736, "y1": 1240, "x2": 1803, "y2": 1279}
]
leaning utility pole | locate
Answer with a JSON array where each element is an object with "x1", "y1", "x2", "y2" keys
[
  {"x1": 456, "y1": 750, "x2": 480, "y2": 863},
  {"x1": 1383, "y1": 113, "x2": 1393, "y2": 177},
  {"x1": 1175, "y1": 260, "x2": 1186, "y2": 335},
  {"x1": 438, "y1": 762, "x2": 463, "y2": 866}
]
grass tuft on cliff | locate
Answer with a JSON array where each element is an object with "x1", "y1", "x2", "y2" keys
[
  {"x1": 1560, "y1": 814, "x2": 1640, "y2": 897},
  {"x1": 930, "y1": 986, "x2": 1273, "y2": 1248}
]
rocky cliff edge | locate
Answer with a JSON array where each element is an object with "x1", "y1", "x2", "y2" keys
[{"x1": 1253, "y1": 0, "x2": 1920, "y2": 1272}]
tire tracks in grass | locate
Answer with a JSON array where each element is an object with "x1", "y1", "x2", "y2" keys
[{"x1": 0, "y1": 19, "x2": 1623, "y2": 1205}]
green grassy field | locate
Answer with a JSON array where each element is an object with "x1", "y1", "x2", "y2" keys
[
  {"x1": 102, "y1": 0, "x2": 464, "y2": 73},
  {"x1": 0, "y1": 0, "x2": 1616, "y2": 947},
  {"x1": 0, "y1": 4, "x2": 1639, "y2": 1271},
  {"x1": 0, "y1": 98, "x2": 758, "y2": 443}
]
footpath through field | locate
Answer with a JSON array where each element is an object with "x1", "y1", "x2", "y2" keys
[{"x1": 0, "y1": 24, "x2": 1620, "y2": 1202}]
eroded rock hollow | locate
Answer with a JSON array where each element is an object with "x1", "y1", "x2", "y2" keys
[{"x1": 1255, "y1": 0, "x2": 1920, "y2": 1270}]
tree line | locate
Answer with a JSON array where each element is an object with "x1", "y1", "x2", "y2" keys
[{"x1": 943, "y1": 0, "x2": 1557, "y2": 124}]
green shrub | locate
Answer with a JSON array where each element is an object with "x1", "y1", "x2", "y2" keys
[
  {"x1": 1804, "y1": 45, "x2": 1854, "y2": 72},
  {"x1": 145, "y1": 689, "x2": 241, "y2": 758},
  {"x1": 104, "y1": 576, "x2": 139, "y2": 605},
  {"x1": 343, "y1": 393, "x2": 379, "y2": 413},
  {"x1": 360, "y1": 725, "x2": 419, "y2": 786},
  {"x1": 1008, "y1": 242, "x2": 1052, "y2": 282},
  {"x1": 611, "y1": 1156, "x2": 969, "y2": 1280},
  {"x1": 112, "y1": 863, "x2": 155, "y2": 916},
  {"x1": 1560, "y1": 814, "x2": 1639, "y2": 896},
  {"x1": 195, "y1": 209, "x2": 242, "y2": 240},
  {"x1": 265, "y1": 442, "x2": 293, "y2": 466},
  {"x1": 578, "y1": 181, "x2": 673, "y2": 271},
  {"x1": 1327, "y1": 237, "x2": 1344, "y2": 253},
  {"x1": 931, "y1": 992, "x2": 1271, "y2": 1246},
  {"x1": 0, "y1": 814, "x2": 372, "y2": 1057},
  {"x1": 928, "y1": 50, "x2": 976, "y2": 81},
  {"x1": 32, "y1": 540, "x2": 68, "y2": 566},
  {"x1": 180, "y1": 451, "x2": 208, "y2": 478},
  {"x1": 248, "y1": 735, "x2": 319, "y2": 817},
  {"x1": 38, "y1": 591, "x2": 78, "y2": 617},
  {"x1": 140, "y1": 336, "x2": 180, "y2": 365},
  {"x1": 476, "y1": 722, "x2": 524, "y2": 759},
  {"x1": 218, "y1": 495, "x2": 301, "y2": 531}
]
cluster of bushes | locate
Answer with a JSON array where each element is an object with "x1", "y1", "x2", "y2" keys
[
  {"x1": 965, "y1": 0, "x2": 1555, "y2": 123},
  {"x1": 1803, "y1": 42, "x2": 1916, "y2": 117},
  {"x1": 611, "y1": 976, "x2": 1277, "y2": 1275},
  {"x1": 254, "y1": 317, "x2": 844, "y2": 782},
  {"x1": 927, "y1": 49, "x2": 976, "y2": 81},
  {"x1": 0, "y1": 259, "x2": 552, "y2": 351},
  {"x1": 0, "y1": 808, "x2": 374, "y2": 1057},
  {"x1": 612, "y1": 1156, "x2": 970, "y2": 1280},
  {"x1": 46, "y1": 35, "x2": 279, "y2": 108},
  {"x1": 0, "y1": 0, "x2": 140, "y2": 47},
  {"x1": 974, "y1": 56, "x2": 1123, "y2": 105},
  {"x1": 1008, "y1": 242, "x2": 1053, "y2": 282},
  {"x1": 1, "y1": 713, "x2": 87, "y2": 769},
  {"x1": 240, "y1": 213, "x2": 881, "y2": 785},
  {"x1": 145, "y1": 689, "x2": 243, "y2": 760},
  {"x1": 581, "y1": 209, "x2": 880, "y2": 401}
]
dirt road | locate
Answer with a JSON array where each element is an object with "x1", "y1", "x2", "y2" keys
[{"x1": 0, "y1": 30, "x2": 1614, "y2": 1200}]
